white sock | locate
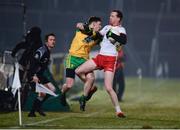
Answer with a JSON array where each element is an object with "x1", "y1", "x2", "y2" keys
[{"x1": 115, "y1": 106, "x2": 121, "y2": 113}]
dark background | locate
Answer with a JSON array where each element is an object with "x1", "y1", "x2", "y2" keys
[{"x1": 0, "y1": 0, "x2": 180, "y2": 78}]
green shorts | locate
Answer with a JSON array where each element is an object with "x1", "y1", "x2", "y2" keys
[
  {"x1": 65, "y1": 55, "x2": 86, "y2": 69},
  {"x1": 65, "y1": 55, "x2": 86, "y2": 78}
]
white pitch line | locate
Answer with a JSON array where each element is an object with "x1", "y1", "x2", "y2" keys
[
  {"x1": 83, "y1": 111, "x2": 104, "y2": 117},
  {"x1": 25, "y1": 115, "x2": 70, "y2": 126},
  {"x1": 25, "y1": 110, "x2": 104, "y2": 126}
]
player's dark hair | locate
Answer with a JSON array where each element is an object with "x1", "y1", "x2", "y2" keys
[
  {"x1": 112, "y1": 10, "x2": 123, "y2": 21},
  {"x1": 88, "y1": 16, "x2": 101, "y2": 25},
  {"x1": 45, "y1": 33, "x2": 56, "y2": 42}
]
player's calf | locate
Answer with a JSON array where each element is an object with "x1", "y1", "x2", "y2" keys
[{"x1": 86, "y1": 85, "x2": 98, "y2": 101}]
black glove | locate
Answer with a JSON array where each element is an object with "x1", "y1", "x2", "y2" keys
[
  {"x1": 106, "y1": 30, "x2": 113, "y2": 39},
  {"x1": 80, "y1": 23, "x2": 93, "y2": 36},
  {"x1": 83, "y1": 36, "x2": 93, "y2": 43},
  {"x1": 107, "y1": 30, "x2": 127, "y2": 45}
]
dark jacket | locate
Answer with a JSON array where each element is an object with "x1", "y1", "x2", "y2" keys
[{"x1": 28, "y1": 44, "x2": 50, "y2": 80}]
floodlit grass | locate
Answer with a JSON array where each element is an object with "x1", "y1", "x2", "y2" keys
[{"x1": 0, "y1": 77, "x2": 180, "y2": 129}]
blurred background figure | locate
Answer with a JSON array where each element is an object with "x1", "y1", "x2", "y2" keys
[
  {"x1": 11, "y1": 26, "x2": 43, "y2": 109},
  {"x1": 11, "y1": 26, "x2": 42, "y2": 81},
  {"x1": 113, "y1": 49, "x2": 126, "y2": 102}
]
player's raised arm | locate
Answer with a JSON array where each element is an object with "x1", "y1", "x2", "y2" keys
[{"x1": 106, "y1": 30, "x2": 127, "y2": 45}]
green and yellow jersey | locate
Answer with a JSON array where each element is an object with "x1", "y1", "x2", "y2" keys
[{"x1": 69, "y1": 29, "x2": 97, "y2": 60}]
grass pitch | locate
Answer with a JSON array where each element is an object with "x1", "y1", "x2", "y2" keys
[{"x1": 0, "y1": 77, "x2": 180, "y2": 129}]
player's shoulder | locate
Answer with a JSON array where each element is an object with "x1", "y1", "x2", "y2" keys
[
  {"x1": 117, "y1": 26, "x2": 126, "y2": 34},
  {"x1": 37, "y1": 45, "x2": 45, "y2": 51},
  {"x1": 100, "y1": 25, "x2": 111, "y2": 34},
  {"x1": 103, "y1": 25, "x2": 111, "y2": 29},
  {"x1": 36, "y1": 44, "x2": 48, "y2": 54}
]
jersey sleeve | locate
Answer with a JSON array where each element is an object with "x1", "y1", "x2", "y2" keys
[
  {"x1": 28, "y1": 46, "x2": 46, "y2": 80},
  {"x1": 34, "y1": 46, "x2": 46, "y2": 60},
  {"x1": 119, "y1": 27, "x2": 126, "y2": 35}
]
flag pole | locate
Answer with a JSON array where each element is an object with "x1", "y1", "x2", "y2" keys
[
  {"x1": 137, "y1": 68, "x2": 142, "y2": 100},
  {"x1": 18, "y1": 88, "x2": 22, "y2": 126},
  {"x1": 11, "y1": 54, "x2": 22, "y2": 126}
]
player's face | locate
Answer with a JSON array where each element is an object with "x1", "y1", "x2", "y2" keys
[
  {"x1": 47, "y1": 36, "x2": 56, "y2": 49},
  {"x1": 93, "y1": 21, "x2": 102, "y2": 32},
  {"x1": 109, "y1": 12, "x2": 120, "y2": 26}
]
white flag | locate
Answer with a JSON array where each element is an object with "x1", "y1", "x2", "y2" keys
[
  {"x1": 11, "y1": 62, "x2": 21, "y2": 96},
  {"x1": 35, "y1": 83, "x2": 58, "y2": 97}
]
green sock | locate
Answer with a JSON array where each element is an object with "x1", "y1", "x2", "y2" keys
[{"x1": 80, "y1": 95, "x2": 87, "y2": 101}]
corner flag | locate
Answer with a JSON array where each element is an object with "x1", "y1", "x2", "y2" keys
[
  {"x1": 11, "y1": 62, "x2": 21, "y2": 96},
  {"x1": 11, "y1": 62, "x2": 22, "y2": 126},
  {"x1": 35, "y1": 83, "x2": 58, "y2": 97}
]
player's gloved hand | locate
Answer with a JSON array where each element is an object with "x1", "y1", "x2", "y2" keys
[
  {"x1": 106, "y1": 30, "x2": 116, "y2": 44},
  {"x1": 106, "y1": 30, "x2": 113, "y2": 38}
]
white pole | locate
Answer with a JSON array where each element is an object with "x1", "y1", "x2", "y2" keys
[
  {"x1": 137, "y1": 68, "x2": 142, "y2": 100},
  {"x1": 18, "y1": 88, "x2": 22, "y2": 126}
]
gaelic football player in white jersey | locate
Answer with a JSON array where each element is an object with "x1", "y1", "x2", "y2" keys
[{"x1": 76, "y1": 10, "x2": 127, "y2": 118}]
